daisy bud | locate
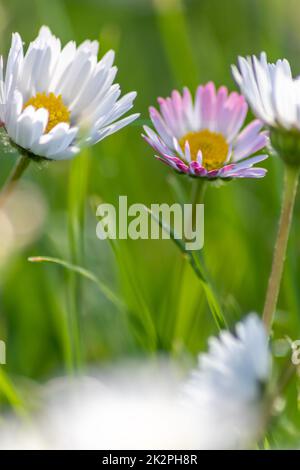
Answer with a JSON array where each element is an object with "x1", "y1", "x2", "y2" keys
[{"x1": 270, "y1": 129, "x2": 300, "y2": 166}]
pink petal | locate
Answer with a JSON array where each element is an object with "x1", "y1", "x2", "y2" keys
[
  {"x1": 200, "y1": 82, "x2": 217, "y2": 130},
  {"x1": 149, "y1": 106, "x2": 173, "y2": 148},
  {"x1": 233, "y1": 119, "x2": 268, "y2": 161}
]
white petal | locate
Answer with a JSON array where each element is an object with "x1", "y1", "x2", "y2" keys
[
  {"x1": 78, "y1": 39, "x2": 99, "y2": 56},
  {"x1": 89, "y1": 113, "x2": 139, "y2": 145},
  {"x1": 5, "y1": 90, "x2": 23, "y2": 142},
  {"x1": 49, "y1": 41, "x2": 77, "y2": 92},
  {"x1": 82, "y1": 84, "x2": 121, "y2": 130},
  {"x1": 273, "y1": 65, "x2": 297, "y2": 128},
  {"x1": 92, "y1": 91, "x2": 136, "y2": 131},
  {"x1": 70, "y1": 65, "x2": 117, "y2": 118},
  {"x1": 30, "y1": 123, "x2": 78, "y2": 158},
  {"x1": 5, "y1": 33, "x2": 24, "y2": 102},
  {"x1": 14, "y1": 106, "x2": 36, "y2": 148},
  {"x1": 48, "y1": 145, "x2": 81, "y2": 160},
  {"x1": 31, "y1": 108, "x2": 49, "y2": 143}
]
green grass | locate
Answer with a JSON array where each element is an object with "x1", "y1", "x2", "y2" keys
[{"x1": 0, "y1": 0, "x2": 299, "y2": 447}]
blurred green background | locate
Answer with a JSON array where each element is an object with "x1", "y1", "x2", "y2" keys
[{"x1": 0, "y1": 0, "x2": 299, "y2": 445}]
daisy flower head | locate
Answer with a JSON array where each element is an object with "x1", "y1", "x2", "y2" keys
[
  {"x1": 143, "y1": 83, "x2": 268, "y2": 180},
  {"x1": 184, "y1": 314, "x2": 272, "y2": 449},
  {"x1": 0, "y1": 26, "x2": 139, "y2": 160},
  {"x1": 232, "y1": 53, "x2": 300, "y2": 165}
]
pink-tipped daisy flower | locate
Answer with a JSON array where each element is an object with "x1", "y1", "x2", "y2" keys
[{"x1": 143, "y1": 83, "x2": 268, "y2": 180}]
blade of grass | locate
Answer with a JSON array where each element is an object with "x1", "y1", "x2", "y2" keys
[
  {"x1": 68, "y1": 149, "x2": 90, "y2": 264},
  {"x1": 67, "y1": 149, "x2": 91, "y2": 370},
  {"x1": 108, "y1": 239, "x2": 157, "y2": 351},
  {"x1": 90, "y1": 195, "x2": 157, "y2": 351},
  {"x1": 152, "y1": 0, "x2": 199, "y2": 88},
  {"x1": 143, "y1": 205, "x2": 226, "y2": 330},
  {"x1": 28, "y1": 256, "x2": 123, "y2": 310},
  {"x1": 0, "y1": 368, "x2": 25, "y2": 415}
]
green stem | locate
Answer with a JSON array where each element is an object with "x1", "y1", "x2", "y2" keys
[
  {"x1": 174, "y1": 179, "x2": 226, "y2": 345},
  {"x1": 188, "y1": 251, "x2": 226, "y2": 330},
  {"x1": 263, "y1": 360, "x2": 297, "y2": 437},
  {"x1": 191, "y1": 179, "x2": 207, "y2": 230},
  {"x1": 192, "y1": 178, "x2": 207, "y2": 206},
  {"x1": 0, "y1": 154, "x2": 30, "y2": 208},
  {"x1": 263, "y1": 164, "x2": 300, "y2": 333},
  {"x1": 276, "y1": 360, "x2": 296, "y2": 397},
  {"x1": 191, "y1": 179, "x2": 226, "y2": 330}
]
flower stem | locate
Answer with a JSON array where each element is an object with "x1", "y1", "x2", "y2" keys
[
  {"x1": 276, "y1": 360, "x2": 297, "y2": 397},
  {"x1": 191, "y1": 179, "x2": 207, "y2": 229},
  {"x1": 0, "y1": 154, "x2": 30, "y2": 208},
  {"x1": 191, "y1": 179, "x2": 226, "y2": 330},
  {"x1": 263, "y1": 164, "x2": 300, "y2": 332},
  {"x1": 174, "y1": 179, "x2": 226, "y2": 344},
  {"x1": 192, "y1": 178, "x2": 207, "y2": 205}
]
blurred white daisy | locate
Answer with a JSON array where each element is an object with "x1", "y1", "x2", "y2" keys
[
  {"x1": 0, "y1": 26, "x2": 139, "y2": 160},
  {"x1": 184, "y1": 314, "x2": 272, "y2": 449},
  {"x1": 0, "y1": 325, "x2": 273, "y2": 451},
  {"x1": 0, "y1": 365, "x2": 200, "y2": 450},
  {"x1": 0, "y1": 182, "x2": 46, "y2": 267}
]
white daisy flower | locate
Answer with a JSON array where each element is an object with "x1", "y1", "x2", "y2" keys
[
  {"x1": 232, "y1": 53, "x2": 300, "y2": 164},
  {"x1": 0, "y1": 26, "x2": 139, "y2": 160},
  {"x1": 184, "y1": 314, "x2": 272, "y2": 449},
  {"x1": 232, "y1": 52, "x2": 296, "y2": 130}
]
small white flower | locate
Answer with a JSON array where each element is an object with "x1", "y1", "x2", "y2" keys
[
  {"x1": 232, "y1": 52, "x2": 299, "y2": 131},
  {"x1": 0, "y1": 26, "x2": 139, "y2": 160},
  {"x1": 184, "y1": 314, "x2": 272, "y2": 449}
]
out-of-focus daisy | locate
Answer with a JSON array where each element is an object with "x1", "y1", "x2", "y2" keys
[
  {"x1": 0, "y1": 182, "x2": 46, "y2": 267},
  {"x1": 232, "y1": 53, "x2": 300, "y2": 164},
  {"x1": 0, "y1": 347, "x2": 275, "y2": 450},
  {"x1": 0, "y1": 365, "x2": 199, "y2": 450},
  {"x1": 184, "y1": 314, "x2": 272, "y2": 449},
  {"x1": 0, "y1": 26, "x2": 139, "y2": 160},
  {"x1": 143, "y1": 83, "x2": 268, "y2": 179}
]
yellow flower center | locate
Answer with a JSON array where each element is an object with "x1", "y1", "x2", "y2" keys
[
  {"x1": 179, "y1": 129, "x2": 229, "y2": 171},
  {"x1": 23, "y1": 92, "x2": 70, "y2": 133}
]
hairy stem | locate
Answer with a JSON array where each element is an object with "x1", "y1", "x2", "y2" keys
[{"x1": 263, "y1": 164, "x2": 300, "y2": 332}]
